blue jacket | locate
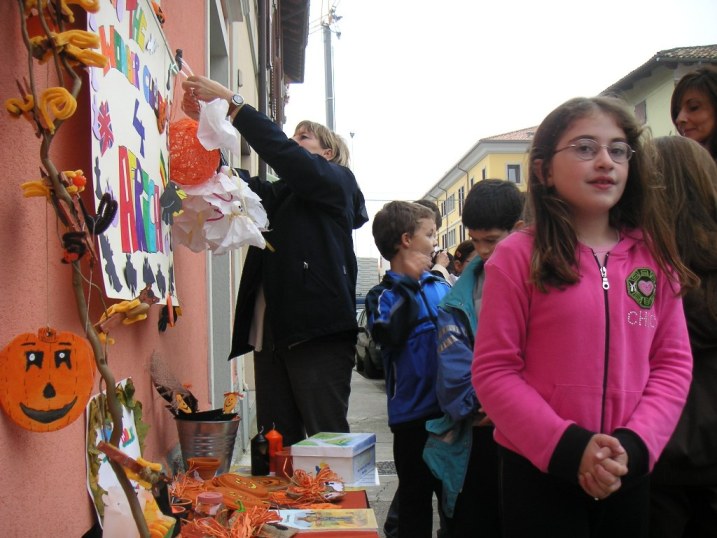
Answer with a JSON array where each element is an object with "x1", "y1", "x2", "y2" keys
[
  {"x1": 435, "y1": 255, "x2": 485, "y2": 421},
  {"x1": 424, "y1": 256, "x2": 484, "y2": 515},
  {"x1": 366, "y1": 270, "x2": 450, "y2": 427}
]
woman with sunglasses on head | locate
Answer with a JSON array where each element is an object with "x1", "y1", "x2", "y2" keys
[
  {"x1": 671, "y1": 66, "x2": 717, "y2": 160},
  {"x1": 472, "y1": 96, "x2": 695, "y2": 538}
]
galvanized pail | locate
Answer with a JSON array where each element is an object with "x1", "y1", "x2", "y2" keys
[{"x1": 175, "y1": 417, "x2": 240, "y2": 475}]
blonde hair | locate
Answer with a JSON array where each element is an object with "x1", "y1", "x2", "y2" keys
[
  {"x1": 332, "y1": 134, "x2": 351, "y2": 167},
  {"x1": 293, "y1": 120, "x2": 350, "y2": 167}
]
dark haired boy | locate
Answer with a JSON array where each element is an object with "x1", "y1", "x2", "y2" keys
[
  {"x1": 366, "y1": 201, "x2": 451, "y2": 538},
  {"x1": 423, "y1": 179, "x2": 524, "y2": 538}
]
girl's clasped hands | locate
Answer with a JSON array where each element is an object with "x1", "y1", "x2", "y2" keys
[{"x1": 578, "y1": 434, "x2": 628, "y2": 501}]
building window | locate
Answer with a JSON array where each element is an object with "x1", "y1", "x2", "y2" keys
[
  {"x1": 441, "y1": 233, "x2": 447, "y2": 249},
  {"x1": 507, "y1": 164, "x2": 521, "y2": 184},
  {"x1": 470, "y1": 176, "x2": 475, "y2": 188},
  {"x1": 459, "y1": 224, "x2": 464, "y2": 240},
  {"x1": 458, "y1": 186, "x2": 465, "y2": 216},
  {"x1": 445, "y1": 193, "x2": 456, "y2": 214},
  {"x1": 440, "y1": 200, "x2": 446, "y2": 216},
  {"x1": 447, "y1": 228, "x2": 456, "y2": 248},
  {"x1": 635, "y1": 100, "x2": 647, "y2": 124},
  {"x1": 482, "y1": 168, "x2": 487, "y2": 180}
]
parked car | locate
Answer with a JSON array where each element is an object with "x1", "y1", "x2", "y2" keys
[{"x1": 355, "y1": 307, "x2": 384, "y2": 379}]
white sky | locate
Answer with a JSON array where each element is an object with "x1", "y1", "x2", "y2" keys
[{"x1": 283, "y1": 0, "x2": 717, "y2": 258}]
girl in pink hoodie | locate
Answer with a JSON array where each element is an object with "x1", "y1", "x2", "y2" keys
[{"x1": 472, "y1": 96, "x2": 696, "y2": 538}]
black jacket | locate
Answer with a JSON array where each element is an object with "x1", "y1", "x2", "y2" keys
[
  {"x1": 651, "y1": 284, "x2": 717, "y2": 485},
  {"x1": 228, "y1": 105, "x2": 368, "y2": 357}
]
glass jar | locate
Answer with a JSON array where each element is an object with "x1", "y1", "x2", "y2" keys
[{"x1": 194, "y1": 491, "x2": 227, "y2": 526}]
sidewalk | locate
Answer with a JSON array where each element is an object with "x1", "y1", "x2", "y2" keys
[{"x1": 347, "y1": 369, "x2": 441, "y2": 537}]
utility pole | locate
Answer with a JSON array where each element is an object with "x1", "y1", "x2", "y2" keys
[
  {"x1": 322, "y1": 6, "x2": 341, "y2": 131},
  {"x1": 322, "y1": 23, "x2": 334, "y2": 130}
]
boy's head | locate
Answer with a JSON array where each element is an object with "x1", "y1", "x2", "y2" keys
[
  {"x1": 373, "y1": 201, "x2": 437, "y2": 261},
  {"x1": 413, "y1": 199, "x2": 442, "y2": 229},
  {"x1": 462, "y1": 179, "x2": 524, "y2": 261}
]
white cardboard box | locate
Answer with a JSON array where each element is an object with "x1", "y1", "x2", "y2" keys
[{"x1": 291, "y1": 432, "x2": 376, "y2": 484}]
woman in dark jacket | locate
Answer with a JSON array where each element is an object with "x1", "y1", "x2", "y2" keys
[
  {"x1": 182, "y1": 76, "x2": 368, "y2": 445},
  {"x1": 649, "y1": 136, "x2": 717, "y2": 537}
]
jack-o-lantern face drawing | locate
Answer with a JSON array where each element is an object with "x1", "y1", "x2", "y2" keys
[{"x1": 0, "y1": 327, "x2": 96, "y2": 432}]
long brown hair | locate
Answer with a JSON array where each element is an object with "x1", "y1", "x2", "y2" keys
[
  {"x1": 526, "y1": 96, "x2": 696, "y2": 292},
  {"x1": 654, "y1": 136, "x2": 717, "y2": 319}
]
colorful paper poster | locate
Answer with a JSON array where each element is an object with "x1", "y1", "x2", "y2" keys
[
  {"x1": 88, "y1": 0, "x2": 177, "y2": 303},
  {"x1": 85, "y1": 378, "x2": 145, "y2": 522}
]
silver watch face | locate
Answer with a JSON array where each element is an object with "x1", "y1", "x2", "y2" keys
[{"x1": 232, "y1": 94, "x2": 244, "y2": 106}]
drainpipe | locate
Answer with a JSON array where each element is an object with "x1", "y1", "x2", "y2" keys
[
  {"x1": 435, "y1": 185, "x2": 449, "y2": 246},
  {"x1": 322, "y1": 22, "x2": 335, "y2": 130},
  {"x1": 257, "y1": 0, "x2": 268, "y2": 180}
]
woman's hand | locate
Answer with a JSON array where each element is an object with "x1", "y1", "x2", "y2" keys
[
  {"x1": 180, "y1": 75, "x2": 233, "y2": 121},
  {"x1": 180, "y1": 86, "x2": 201, "y2": 121}
]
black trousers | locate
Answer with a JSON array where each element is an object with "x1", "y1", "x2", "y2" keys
[
  {"x1": 500, "y1": 447, "x2": 649, "y2": 538},
  {"x1": 447, "y1": 426, "x2": 501, "y2": 538},
  {"x1": 649, "y1": 482, "x2": 717, "y2": 537},
  {"x1": 253, "y1": 335, "x2": 354, "y2": 446},
  {"x1": 393, "y1": 422, "x2": 443, "y2": 538}
]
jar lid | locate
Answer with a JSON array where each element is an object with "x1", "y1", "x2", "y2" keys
[{"x1": 196, "y1": 491, "x2": 223, "y2": 504}]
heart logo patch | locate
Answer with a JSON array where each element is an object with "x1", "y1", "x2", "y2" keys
[
  {"x1": 626, "y1": 268, "x2": 657, "y2": 309},
  {"x1": 637, "y1": 280, "x2": 654, "y2": 297}
]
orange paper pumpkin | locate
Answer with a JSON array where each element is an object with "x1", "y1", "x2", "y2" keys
[{"x1": 0, "y1": 327, "x2": 96, "y2": 432}]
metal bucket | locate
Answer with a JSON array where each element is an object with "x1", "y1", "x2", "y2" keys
[{"x1": 175, "y1": 417, "x2": 240, "y2": 476}]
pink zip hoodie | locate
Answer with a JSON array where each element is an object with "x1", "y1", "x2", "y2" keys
[{"x1": 472, "y1": 228, "x2": 692, "y2": 479}]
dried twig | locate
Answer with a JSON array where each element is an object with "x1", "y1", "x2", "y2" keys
[{"x1": 12, "y1": 1, "x2": 148, "y2": 536}]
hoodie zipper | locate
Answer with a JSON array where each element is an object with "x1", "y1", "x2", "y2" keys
[{"x1": 593, "y1": 252, "x2": 610, "y2": 433}]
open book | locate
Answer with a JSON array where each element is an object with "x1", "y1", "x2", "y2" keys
[{"x1": 273, "y1": 509, "x2": 378, "y2": 532}]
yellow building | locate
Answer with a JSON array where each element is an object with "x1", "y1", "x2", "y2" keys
[{"x1": 422, "y1": 127, "x2": 534, "y2": 250}]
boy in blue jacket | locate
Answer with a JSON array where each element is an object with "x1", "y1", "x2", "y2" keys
[
  {"x1": 423, "y1": 179, "x2": 524, "y2": 538},
  {"x1": 366, "y1": 201, "x2": 450, "y2": 538}
]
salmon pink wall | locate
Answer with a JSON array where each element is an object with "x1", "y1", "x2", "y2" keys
[{"x1": 0, "y1": 1, "x2": 208, "y2": 535}]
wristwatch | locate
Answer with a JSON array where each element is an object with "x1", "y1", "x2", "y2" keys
[{"x1": 229, "y1": 93, "x2": 244, "y2": 114}]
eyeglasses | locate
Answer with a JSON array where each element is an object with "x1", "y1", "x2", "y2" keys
[{"x1": 554, "y1": 139, "x2": 635, "y2": 164}]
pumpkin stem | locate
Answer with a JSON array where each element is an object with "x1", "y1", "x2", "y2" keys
[{"x1": 39, "y1": 327, "x2": 57, "y2": 342}]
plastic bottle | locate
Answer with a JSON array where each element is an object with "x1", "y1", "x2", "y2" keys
[
  {"x1": 265, "y1": 426, "x2": 283, "y2": 474},
  {"x1": 194, "y1": 491, "x2": 227, "y2": 526},
  {"x1": 250, "y1": 427, "x2": 270, "y2": 476}
]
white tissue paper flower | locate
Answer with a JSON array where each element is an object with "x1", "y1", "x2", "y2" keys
[
  {"x1": 196, "y1": 98, "x2": 242, "y2": 155},
  {"x1": 173, "y1": 167, "x2": 268, "y2": 255}
]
